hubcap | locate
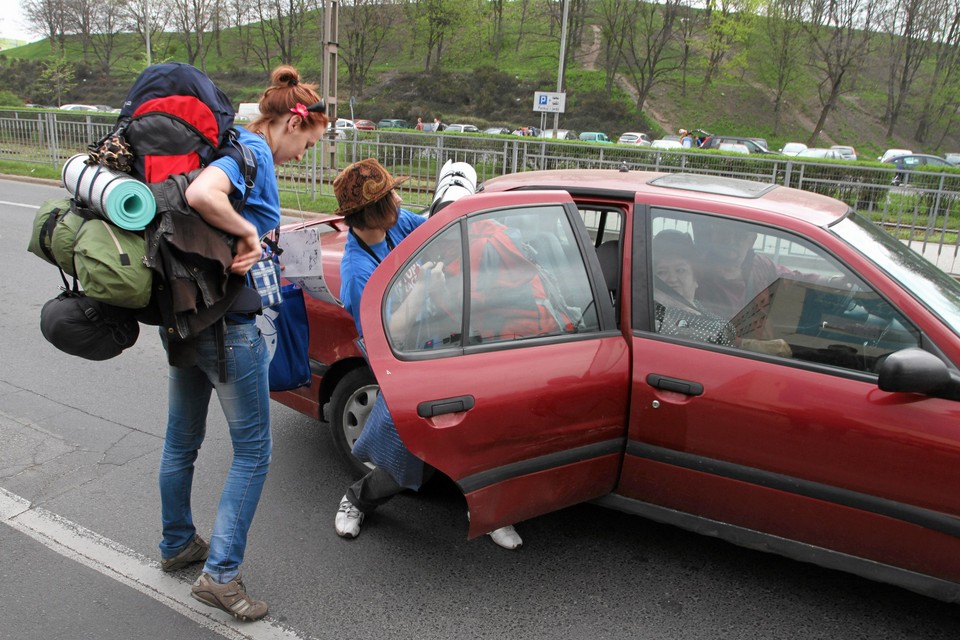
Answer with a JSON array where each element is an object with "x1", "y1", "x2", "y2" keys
[{"x1": 341, "y1": 383, "x2": 379, "y2": 448}]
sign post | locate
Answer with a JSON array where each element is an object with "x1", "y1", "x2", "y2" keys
[{"x1": 533, "y1": 91, "x2": 566, "y2": 137}]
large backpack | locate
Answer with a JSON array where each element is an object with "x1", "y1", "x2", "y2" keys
[
  {"x1": 32, "y1": 63, "x2": 258, "y2": 361},
  {"x1": 111, "y1": 62, "x2": 248, "y2": 184}
]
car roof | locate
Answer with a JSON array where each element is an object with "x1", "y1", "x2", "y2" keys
[{"x1": 480, "y1": 170, "x2": 848, "y2": 228}]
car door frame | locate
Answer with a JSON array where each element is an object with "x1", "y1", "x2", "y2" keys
[{"x1": 358, "y1": 189, "x2": 631, "y2": 538}]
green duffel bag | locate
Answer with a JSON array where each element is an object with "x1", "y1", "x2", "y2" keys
[
  {"x1": 29, "y1": 198, "x2": 153, "y2": 309},
  {"x1": 27, "y1": 197, "x2": 72, "y2": 271},
  {"x1": 73, "y1": 217, "x2": 152, "y2": 309},
  {"x1": 49, "y1": 207, "x2": 87, "y2": 278}
]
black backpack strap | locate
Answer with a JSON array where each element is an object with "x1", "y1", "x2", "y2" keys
[{"x1": 218, "y1": 128, "x2": 258, "y2": 212}]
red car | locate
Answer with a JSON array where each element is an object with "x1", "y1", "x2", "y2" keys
[
  {"x1": 274, "y1": 170, "x2": 960, "y2": 603},
  {"x1": 353, "y1": 119, "x2": 377, "y2": 131}
]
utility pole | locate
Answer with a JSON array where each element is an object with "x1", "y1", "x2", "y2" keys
[
  {"x1": 145, "y1": 0, "x2": 152, "y2": 66},
  {"x1": 322, "y1": 0, "x2": 339, "y2": 169},
  {"x1": 552, "y1": 0, "x2": 570, "y2": 136}
]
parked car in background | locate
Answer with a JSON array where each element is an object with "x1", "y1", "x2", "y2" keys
[
  {"x1": 749, "y1": 137, "x2": 769, "y2": 150},
  {"x1": 700, "y1": 135, "x2": 773, "y2": 154},
  {"x1": 717, "y1": 142, "x2": 750, "y2": 154},
  {"x1": 377, "y1": 118, "x2": 410, "y2": 129},
  {"x1": 831, "y1": 145, "x2": 857, "y2": 161},
  {"x1": 796, "y1": 148, "x2": 844, "y2": 160},
  {"x1": 885, "y1": 153, "x2": 959, "y2": 186},
  {"x1": 579, "y1": 132, "x2": 612, "y2": 143},
  {"x1": 354, "y1": 119, "x2": 377, "y2": 131},
  {"x1": 650, "y1": 139, "x2": 683, "y2": 150},
  {"x1": 538, "y1": 129, "x2": 578, "y2": 140},
  {"x1": 618, "y1": 132, "x2": 652, "y2": 145},
  {"x1": 235, "y1": 102, "x2": 260, "y2": 122},
  {"x1": 274, "y1": 168, "x2": 960, "y2": 606},
  {"x1": 483, "y1": 126, "x2": 512, "y2": 135},
  {"x1": 59, "y1": 104, "x2": 99, "y2": 111},
  {"x1": 879, "y1": 148, "x2": 913, "y2": 162},
  {"x1": 332, "y1": 118, "x2": 357, "y2": 139},
  {"x1": 445, "y1": 124, "x2": 480, "y2": 133},
  {"x1": 780, "y1": 142, "x2": 808, "y2": 156}
]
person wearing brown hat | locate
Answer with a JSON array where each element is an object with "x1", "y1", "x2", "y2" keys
[{"x1": 331, "y1": 158, "x2": 524, "y2": 550}]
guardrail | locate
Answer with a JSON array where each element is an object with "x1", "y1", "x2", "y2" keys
[{"x1": 2, "y1": 109, "x2": 959, "y2": 274}]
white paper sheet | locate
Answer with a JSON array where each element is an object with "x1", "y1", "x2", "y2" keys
[{"x1": 278, "y1": 226, "x2": 341, "y2": 305}]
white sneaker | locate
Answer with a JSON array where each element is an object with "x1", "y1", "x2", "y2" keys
[
  {"x1": 335, "y1": 495, "x2": 364, "y2": 538},
  {"x1": 488, "y1": 525, "x2": 523, "y2": 550}
]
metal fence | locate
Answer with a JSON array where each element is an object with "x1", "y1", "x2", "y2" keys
[{"x1": 3, "y1": 109, "x2": 960, "y2": 274}]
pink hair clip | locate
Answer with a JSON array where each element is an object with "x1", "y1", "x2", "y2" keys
[{"x1": 290, "y1": 103, "x2": 309, "y2": 118}]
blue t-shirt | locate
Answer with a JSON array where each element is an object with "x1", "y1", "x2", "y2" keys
[
  {"x1": 210, "y1": 128, "x2": 280, "y2": 238},
  {"x1": 340, "y1": 208, "x2": 426, "y2": 336}
]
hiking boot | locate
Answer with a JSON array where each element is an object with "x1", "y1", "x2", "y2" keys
[
  {"x1": 335, "y1": 495, "x2": 364, "y2": 538},
  {"x1": 191, "y1": 573, "x2": 268, "y2": 622},
  {"x1": 488, "y1": 525, "x2": 523, "y2": 550},
  {"x1": 160, "y1": 534, "x2": 209, "y2": 572}
]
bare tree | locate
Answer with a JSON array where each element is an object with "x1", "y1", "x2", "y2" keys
[
  {"x1": 914, "y1": 0, "x2": 960, "y2": 142},
  {"x1": 88, "y1": 0, "x2": 136, "y2": 74},
  {"x1": 596, "y1": 0, "x2": 637, "y2": 95},
  {"x1": 121, "y1": 0, "x2": 171, "y2": 67},
  {"x1": 170, "y1": 0, "x2": 214, "y2": 68},
  {"x1": 761, "y1": 0, "x2": 806, "y2": 133},
  {"x1": 24, "y1": 0, "x2": 68, "y2": 53},
  {"x1": 674, "y1": 4, "x2": 703, "y2": 97},
  {"x1": 340, "y1": 0, "x2": 391, "y2": 97},
  {"x1": 802, "y1": 0, "x2": 878, "y2": 146},
  {"x1": 64, "y1": 0, "x2": 95, "y2": 57},
  {"x1": 879, "y1": 0, "x2": 938, "y2": 137},
  {"x1": 622, "y1": 0, "x2": 683, "y2": 111}
]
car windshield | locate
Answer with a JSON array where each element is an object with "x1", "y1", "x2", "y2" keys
[{"x1": 831, "y1": 213, "x2": 960, "y2": 336}]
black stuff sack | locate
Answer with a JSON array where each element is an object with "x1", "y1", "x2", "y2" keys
[{"x1": 40, "y1": 290, "x2": 140, "y2": 361}]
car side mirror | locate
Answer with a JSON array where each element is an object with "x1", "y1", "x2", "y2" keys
[{"x1": 877, "y1": 348, "x2": 960, "y2": 400}]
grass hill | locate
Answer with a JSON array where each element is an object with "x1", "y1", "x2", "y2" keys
[{"x1": 1, "y1": 2, "x2": 957, "y2": 162}]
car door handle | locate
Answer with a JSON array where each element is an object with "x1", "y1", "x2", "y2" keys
[
  {"x1": 646, "y1": 374, "x2": 704, "y2": 396},
  {"x1": 417, "y1": 395, "x2": 476, "y2": 418}
]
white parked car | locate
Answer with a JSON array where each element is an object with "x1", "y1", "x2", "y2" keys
[
  {"x1": 718, "y1": 142, "x2": 751, "y2": 154},
  {"x1": 779, "y1": 142, "x2": 807, "y2": 156},
  {"x1": 59, "y1": 104, "x2": 99, "y2": 111},
  {"x1": 444, "y1": 124, "x2": 480, "y2": 133},
  {"x1": 796, "y1": 148, "x2": 843, "y2": 160},
  {"x1": 879, "y1": 148, "x2": 913, "y2": 163},
  {"x1": 617, "y1": 132, "x2": 652, "y2": 146},
  {"x1": 650, "y1": 139, "x2": 683, "y2": 150},
  {"x1": 332, "y1": 117, "x2": 357, "y2": 139}
]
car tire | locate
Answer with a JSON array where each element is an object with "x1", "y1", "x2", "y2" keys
[{"x1": 328, "y1": 366, "x2": 379, "y2": 477}]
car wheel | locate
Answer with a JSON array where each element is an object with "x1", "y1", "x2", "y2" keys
[{"x1": 328, "y1": 366, "x2": 379, "y2": 477}]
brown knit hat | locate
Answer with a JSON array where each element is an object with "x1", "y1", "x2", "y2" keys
[{"x1": 332, "y1": 158, "x2": 409, "y2": 216}]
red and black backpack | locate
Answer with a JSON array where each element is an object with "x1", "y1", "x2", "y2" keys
[{"x1": 92, "y1": 62, "x2": 256, "y2": 199}]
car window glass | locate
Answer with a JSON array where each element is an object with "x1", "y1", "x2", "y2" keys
[
  {"x1": 384, "y1": 225, "x2": 464, "y2": 354},
  {"x1": 467, "y1": 206, "x2": 598, "y2": 343},
  {"x1": 647, "y1": 211, "x2": 921, "y2": 373}
]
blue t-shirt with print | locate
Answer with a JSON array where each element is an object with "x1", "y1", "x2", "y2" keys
[
  {"x1": 340, "y1": 208, "x2": 426, "y2": 336},
  {"x1": 209, "y1": 128, "x2": 280, "y2": 238}
]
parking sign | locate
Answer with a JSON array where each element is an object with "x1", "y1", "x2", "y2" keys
[{"x1": 533, "y1": 91, "x2": 566, "y2": 113}]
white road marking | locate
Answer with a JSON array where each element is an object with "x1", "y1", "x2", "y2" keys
[
  {"x1": 0, "y1": 201, "x2": 39, "y2": 209},
  {"x1": 0, "y1": 487, "x2": 314, "y2": 640}
]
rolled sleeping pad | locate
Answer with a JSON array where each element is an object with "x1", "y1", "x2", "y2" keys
[
  {"x1": 61, "y1": 154, "x2": 157, "y2": 231},
  {"x1": 429, "y1": 160, "x2": 478, "y2": 216}
]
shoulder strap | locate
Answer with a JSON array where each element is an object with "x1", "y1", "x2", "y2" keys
[
  {"x1": 218, "y1": 128, "x2": 258, "y2": 212},
  {"x1": 350, "y1": 229, "x2": 395, "y2": 265}
]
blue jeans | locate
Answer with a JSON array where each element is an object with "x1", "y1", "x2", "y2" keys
[{"x1": 159, "y1": 322, "x2": 272, "y2": 583}]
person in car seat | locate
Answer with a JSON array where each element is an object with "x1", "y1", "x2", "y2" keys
[{"x1": 332, "y1": 158, "x2": 524, "y2": 550}]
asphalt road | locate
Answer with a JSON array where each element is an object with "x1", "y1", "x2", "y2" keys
[{"x1": 2, "y1": 177, "x2": 960, "y2": 639}]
